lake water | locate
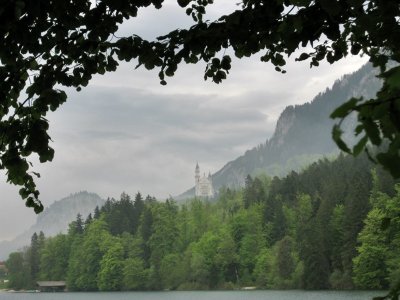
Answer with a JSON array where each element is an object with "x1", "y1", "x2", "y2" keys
[{"x1": 0, "y1": 290, "x2": 385, "y2": 300}]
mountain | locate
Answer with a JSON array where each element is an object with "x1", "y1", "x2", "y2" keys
[
  {"x1": 0, "y1": 191, "x2": 105, "y2": 260},
  {"x1": 178, "y1": 63, "x2": 382, "y2": 199}
]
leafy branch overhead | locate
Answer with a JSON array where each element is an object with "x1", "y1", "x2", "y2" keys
[{"x1": 1, "y1": 0, "x2": 400, "y2": 213}]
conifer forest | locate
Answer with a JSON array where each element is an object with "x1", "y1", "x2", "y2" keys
[{"x1": 5, "y1": 154, "x2": 400, "y2": 292}]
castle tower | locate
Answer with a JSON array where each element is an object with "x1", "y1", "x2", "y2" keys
[
  {"x1": 194, "y1": 163, "x2": 214, "y2": 198},
  {"x1": 195, "y1": 162, "x2": 200, "y2": 183},
  {"x1": 195, "y1": 162, "x2": 200, "y2": 196}
]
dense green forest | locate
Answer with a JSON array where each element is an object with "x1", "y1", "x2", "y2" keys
[{"x1": 4, "y1": 154, "x2": 400, "y2": 291}]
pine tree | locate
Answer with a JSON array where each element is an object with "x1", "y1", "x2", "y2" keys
[
  {"x1": 342, "y1": 172, "x2": 371, "y2": 278},
  {"x1": 75, "y1": 213, "x2": 84, "y2": 234},
  {"x1": 133, "y1": 192, "x2": 145, "y2": 233},
  {"x1": 243, "y1": 175, "x2": 254, "y2": 209},
  {"x1": 85, "y1": 213, "x2": 93, "y2": 228},
  {"x1": 93, "y1": 206, "x2": 101, "y2": 219},
  {"x1": 29, "y1": 232, "x2": 40, "y2": 286}
]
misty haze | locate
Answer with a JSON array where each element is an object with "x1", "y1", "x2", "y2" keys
[{"x1": 1, "y1": 0, "x2": 399, "y2": 299}]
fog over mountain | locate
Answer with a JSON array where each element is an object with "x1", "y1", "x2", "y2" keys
[
  {"x1": 178, "y1": 63, "x2": 382, "y2": 199},
  {"x1": 0, "y1": 191, "x2": 104, "y2": 260},
  {"x1": 0, "y1": 0, "x2": 369, "y2": 243},
  {"x1": 0, "y1": 64, "x2": 380, "y2": 259}
]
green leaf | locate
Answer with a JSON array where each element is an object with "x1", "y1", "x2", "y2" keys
[
  {"x1": 330, "y1": 97, "x2": 359, "y2": 119},
  {"x1": 353, "y1": 135, "x2": 368, "y2": 156},
  {"x1": 19, "y1": 188, "x2": 30, "y2": 199},
  {"x1": 211, "y1": 58, "x2": 220, "y2": 67},
  {"x1": 332, "y1": 124, "x2": 350, "y2": 153},
  {"x1": 26, "y1": 197, "x2": 35, "y2": 208},
  {"x1": 221, "y1": 56, "x2": 231, "y2": 70},
  {"x1": 363, "y1": 119, "x2": 381, "y2": 145},
  {"x1": 376, "y1": 152, "x2": 400, "y2": 178},
  {"x1": 381, "y1": 66, "x2": 400, "y2": 90},
  {"x1": 33, "y1": 201, "x2": 44, "y2": 214},
  {"x1": 213, "y1": 70, "x2": 226, "y2": 83}
]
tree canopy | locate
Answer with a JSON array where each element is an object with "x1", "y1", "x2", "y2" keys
[
  {"x1": 4, "y1": 157, "x2": 400, "y2": 294},
  {"x1": 1, "y1": 0, "x2": 400, "y2": 212}
]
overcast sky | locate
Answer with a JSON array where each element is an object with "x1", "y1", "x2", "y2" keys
[{"x1": 0, "y1": 1, "x2": 368, "y2": 241}]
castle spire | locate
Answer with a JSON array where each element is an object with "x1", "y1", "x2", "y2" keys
[
  {"x1": 194, "y1": 162, "x2": 214, "y2": 198},
  {"x1": 195, "y1": 162, "x2": 200, "y2": 181}
]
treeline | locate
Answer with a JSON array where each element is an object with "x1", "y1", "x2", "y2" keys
[{"x1": 5, "y1": 154, "x2": 400, "y2": 291}]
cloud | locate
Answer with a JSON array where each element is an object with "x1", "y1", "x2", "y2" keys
[
  {"x1": 8, "y1": 84, "x2": 273, "y2": 209},
  {"x1": 0, "y1": 1, "x2": 369, "y2": 241}
]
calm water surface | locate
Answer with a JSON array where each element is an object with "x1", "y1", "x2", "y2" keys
[{"x1": 0, "y1": 290, "x2": 384, "y2": 300}]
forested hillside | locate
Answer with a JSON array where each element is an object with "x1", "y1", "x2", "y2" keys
[
  {"x1": 179, "y1": 63, "x2": 382, "y2": 199},
  {"x1": 5, "y1": 154, "x2": 400, "y2": 291}
]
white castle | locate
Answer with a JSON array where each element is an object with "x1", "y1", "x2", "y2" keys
[{"x1": 195, "y1": 163, "x2": 214, "y2": 198}]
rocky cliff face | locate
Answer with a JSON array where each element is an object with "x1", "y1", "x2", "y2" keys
[
  {"x1": 0, "y1": 191, "x2": 105, "y2": 260},
  {"x1": 271, "y1": 106, "x2": 296, "y2": 147},
  {"x1": 177, "y1": 63, "x2": 382, "y2": 200}
]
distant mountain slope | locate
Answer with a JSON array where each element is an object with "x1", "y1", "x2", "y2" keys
[
  {"x1": 0, "y1": 191, "x2": 105, "y2": 260},
  {"x1": 178, "y1": 63, "x2": 382, "y2": 199}
]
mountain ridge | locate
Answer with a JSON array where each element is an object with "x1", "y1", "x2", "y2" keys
[
  {"x1": 177, "y1": 63, "x2": 382, "y2": 200},
  {"x1": 0, "y1": 191, "x2": 105, "y2": 260}
]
